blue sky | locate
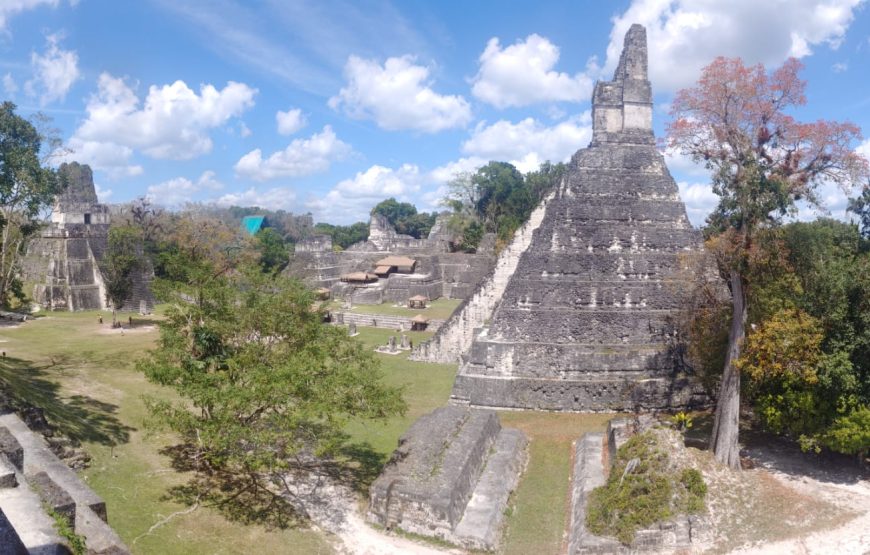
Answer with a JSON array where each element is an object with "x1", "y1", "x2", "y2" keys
[{"x1": 2, "y1": 0, "x2": 869, "y2": 225}]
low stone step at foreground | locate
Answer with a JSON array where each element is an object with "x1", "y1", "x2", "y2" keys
[
  {"x1": 0, "y1": 412, "x2": 129, "y2": 554},
  {"x1": 367, "y1": 406, "x2": 527, "y2": 550}
]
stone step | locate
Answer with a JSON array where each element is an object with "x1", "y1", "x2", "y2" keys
[
  {"x1": 410, "y1": 190, "x2": 555, "y2": 363},
  {"x1": 451, "y1": 374, "x2": 707, "y2": 412},
  {"x1": 0, "y1": 467, "x2": 67, "y2": 554},
  {"x1": 453, "y1": 428, "x2": 528, "y2": 550}
]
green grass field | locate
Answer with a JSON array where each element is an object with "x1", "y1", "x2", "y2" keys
[{"x1": 0, "y1": 310, "x2": 611, "y2": 554}]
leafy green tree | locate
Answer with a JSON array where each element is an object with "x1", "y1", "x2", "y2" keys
[
  {"x1": 139, "y1": 266, "x2": 405, "y2": 521},
  {"x1": 821, "y1": 407, "x2": 870, "y2": 466},
  {"x1": 313, "y1": 221, "x2": 369, "y2": 249},
  {"x1": 371, "y1": 198, "x2": 417, "y2": 226},
  {"x1": 668, "y1": 57, "x2": 869, "y2": 468},
  {"x1": 0, "y1": 102, "x2": 62, "y2": 308},
  {"x1": 101, "y1": 226, "x2": 143, "y2": 327},
  {"x1": 440, "y1": 161, "x2": 563, "y2": 253},
  {"x1": 847, "y1": 186, "x2": 870, "y2": 239},
  {"x1": 254, "y1": 227, "x2": 290, "y2": 274},
  {"x1": 371, "y1": 198, "x2": 436, "y2": 239}
]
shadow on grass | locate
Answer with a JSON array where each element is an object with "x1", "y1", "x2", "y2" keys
[
  {"x1": 154, "y1": 439, "x2": 388, "y2": 530},
  {"x1": 0, "y1": 355, "x2": 134, "y2": 446}
]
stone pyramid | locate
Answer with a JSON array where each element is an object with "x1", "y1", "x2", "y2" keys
[{"x1": 450, "y1": 24, "x2": 707, "y2": 411}]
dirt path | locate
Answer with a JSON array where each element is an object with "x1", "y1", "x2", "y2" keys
[
  {"x1": 732, "y1": 442, "x2": 870, "y2": 554},
  {"x1": 285, "y1": 472, "x2": 458, "y2": 555}
]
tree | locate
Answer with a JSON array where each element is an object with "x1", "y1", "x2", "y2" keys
[
  {"x1": 101, "y1": 226, "x2": 143, "y2": 327},
  {"x1": 254, "y1": 227, "x2": 290, "y2": 274},
  {"x1": 312, "y1": 221, "x2": 369, "y2": 249},
  {"x1": 668, "y1": 57, "x2": 869, "y2": 468},
  {"x1": 847, "y1": 186, "x2": 870, "y2": 239},
  {"x1": 139, "y1": 266, "x2": 405, "y2": 521},
  {"x1": 0, "y1": 102, "x2": 62, "y2": 308},
  {"x1": 370, "y1": 198, "x2": 436, "y2": 239}
]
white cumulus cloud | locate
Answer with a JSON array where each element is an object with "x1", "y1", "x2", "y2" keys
[
  {"x1": 307, "y1": 164, "x2": 422, "y2": 223},
  {"x1": 678, "y1": 181, "x2": 719, "y2": 227},
  {"x1": 235, "y1": 125, "x2": 352, "y2": 181},
  {"x1": 62, "y1": 73, "x2": 256, "y2": 177},
  {"x1": 462, "y1": 113, "x2": 592, "y2": 172},
  {"x1": 472, "y1": 34, "x2": 594, "y2": 108},
  {"x1": 329, "y1": 55, "x2": 472, "y2": 133},
  {"x1": 146, "y1": 170, "x2": 224, "y2": 207},
  {"x1": 213, "y1": 186, "x2": 297, "y2": 211},
  {"x1": 25, "y1": 33, "x2": 80, "y2": 105},
  {"x1": 276, "y1": 108, "x2": 306, "y2": 135},
  {"x1": 606, "y1": 0, "x2": 865, "y2": 92},
  {"x1": 3, "y1": 73, "x2": 18, "y2": 97},
  {"x1": 0, "y1": 0, "x2": 74, "y2": 31}
]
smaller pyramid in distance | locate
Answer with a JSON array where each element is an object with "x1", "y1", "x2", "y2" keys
[{"x1": 450, "y1": 24, "x2": 708, "y2": 412}]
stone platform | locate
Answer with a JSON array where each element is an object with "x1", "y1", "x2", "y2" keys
[{"x1": 367, "y1": 406, "x2": 526, "y2": 550}]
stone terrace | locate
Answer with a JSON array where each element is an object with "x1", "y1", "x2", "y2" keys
[{"x1": 367, "y1": 406, "x2": 526, "y2": 550}]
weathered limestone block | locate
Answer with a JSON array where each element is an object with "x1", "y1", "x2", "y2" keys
[
  {"x1": 568, "y1": 425, "x2": 709, "y2": 554},
  {"x1": 29, "y1": 471, "x2": 76, "y2": 528},
  {"x1": 0, "y1": 457, "x2": 16, "y2": 489},
  {"x1": 450, "y1": 24, "x2": 709, "y2": 412},
  {"x1": 368, "y1": 406, "x2": 527, "y2": 550},
  {"x1": 0, "y1": 427, "x2": 23, "y2": 472}
]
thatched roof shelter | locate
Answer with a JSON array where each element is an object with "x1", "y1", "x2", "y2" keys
[
  {"x1": 341, "y1": 272, "x2": 378, "y2": 283},
  {"x1": 410, "y1": 313, "x2": 430, "y2": 330},
  {"x1": 374, "y1": 255, "x2": 417, "y2": 273},
  {"x1": 408, "y1": 294, "x2": 428, "y2": 308}
]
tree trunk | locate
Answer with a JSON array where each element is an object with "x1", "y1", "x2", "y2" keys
[
  {"x1": 112, "y1": 307, "x2": 117, "y2": 328},
  {"x1": 710, "y1": 270, "x2": 747, "y2": 469}
]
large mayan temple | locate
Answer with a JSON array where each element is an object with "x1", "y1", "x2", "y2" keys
[
  {"x1": 450, "y1": 25, "x2": 707, "y2": 411},
  {"x1": 22, "y1": 162, "x2": 154, "y2": 313}
]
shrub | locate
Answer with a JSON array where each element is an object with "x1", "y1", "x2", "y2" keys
[{"x1": 586, "y1": 430, "x2": 706, "y2": 545}]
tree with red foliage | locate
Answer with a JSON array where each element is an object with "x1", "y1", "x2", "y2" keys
[{"x1": 667, "y1": 57, "x2": 869, "y2": 469}]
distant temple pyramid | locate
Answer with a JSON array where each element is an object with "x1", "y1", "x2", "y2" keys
[
  {"x1": 450, "y1": 25, "x2": 707, "y2": 411},
  {"x1": 22, "y1": 162, "x2": 154, "y2": 313}
]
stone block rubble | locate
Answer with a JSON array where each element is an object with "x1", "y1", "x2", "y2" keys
[
  {"x1": 367, "y1": 406, "x2": 527, "y2": 551},
  {"x1": 0, "y1": 412, "x2": 129, "y2": 554},
  {"x1": 567, "y1": 416, "x2": 709, "y2": 554}
]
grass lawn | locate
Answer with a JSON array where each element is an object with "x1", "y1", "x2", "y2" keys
[
  {"x1": 0, "y1": 310, "x2": 333, "y2": 555},
  {"x1": 498, "y1": 412, "x2": 612, "y2": 555},
  {"x1": 0, "y1": 310, "x2": 613, "y2": 555},
  {"x1": 328, "y1": 297, "x2": 462, "y2": 320}
]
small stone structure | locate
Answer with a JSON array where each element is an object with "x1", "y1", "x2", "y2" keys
[
  {"x1": 22, "y1": 162, "x2": 154, "y2": 313},
  {"x1": 448, "y1": 25, "x2": 708, "y2": 411},
  {"x1": 368, "y1": 406, "x2": 527, "y2": 550},
  {"x1": 567, "y1": 417, "x2": 709, "y2": 554},
  {"x1": 347, "y1": 322, "x2": 358, "y2": 337},
  {"x1": 0, "y1": 412, "x2": 129, "y2": 554},
  {"x1": 287, "y1": 215, "x2": 496, "y2": 306}
]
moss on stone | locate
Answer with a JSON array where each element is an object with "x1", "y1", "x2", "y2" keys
[{"x1": 585, "y1": 429, "x2": 706, "y2": 545}]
